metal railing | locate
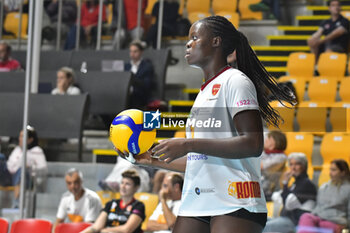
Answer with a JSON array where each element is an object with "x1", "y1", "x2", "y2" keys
[{"x1": 0, "y1": 0, "x2": 166, "y2": 50}]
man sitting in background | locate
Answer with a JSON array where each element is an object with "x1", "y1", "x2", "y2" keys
[
  {"x1": 52, "y1": 168, "x2": 102, "y2": 233},
  {"x1": 0, "y1": 41, "x2": 21, "y2": 72},
  {"x1": 146, "y1": 172, "x2": 183, "y2": 233},
  {"x1": 308, "y1": 0, "x2": 349, "y2": 59}
]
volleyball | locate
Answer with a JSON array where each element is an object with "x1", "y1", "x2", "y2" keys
[{"x1": 110, "y1": 109, "x2": 156, "y2": 155}]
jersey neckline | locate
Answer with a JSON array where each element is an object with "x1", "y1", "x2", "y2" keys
[{"x1": 200, "y1": 66, "x2": 231, "y2": 91}]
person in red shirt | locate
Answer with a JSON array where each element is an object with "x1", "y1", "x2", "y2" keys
[
  {"x1": 123, "y1": 0, "x2": 147, "y2": 40},
  {"x1": 0, "y1": 41, "x2": 21, "y2": 72},
  {"x1": 64, "y1": 0, "x2": 107, "y2": 50}
]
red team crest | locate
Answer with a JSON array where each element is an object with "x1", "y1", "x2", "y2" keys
[{"x1": 212, "y1": 84, "x2": 221, "y2": 96}]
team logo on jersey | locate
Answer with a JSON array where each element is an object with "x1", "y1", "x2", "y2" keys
[
  {"x1": 126, "y1": 205, "x2": 132, "y2": 212},
  {"x1": 212, "y1": 84, "x2": 221, "y2": 96},
  {"x1": 228, "y1": 181, "x2": 261, "y2": 199},
  {"x1": 110, "y1": 201, "x2": 117, "y2": 212},
  {"x1": 194, "y1": 187, "x2": 215, "y2": 195}
]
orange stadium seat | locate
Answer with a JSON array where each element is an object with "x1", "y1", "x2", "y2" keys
[
  {"x1": 318, "y1": 133, "x2": 350, "y2": 185},
  {"x1": 10, "y1": 219, "x2": 52, "y2": 233},
  {"x1": 239, "y1": 0, "x2": 263, "y2": 20},
  {"x1": 296, "y1": 102, "x2": 328, "y2": 134},
  {"x1": 268, "y1": 100, "x2": 295, "y2": 132},
  {"x1": 212, "y1": 0, "x2": 237, "y2": 14},
  {"x1": 55, "y1": 222, "x2": 92, "y2": 233},
  {"x1": 339, "y1": 78, "x2": 350, "y2": 102},
  {"x1": 317, "y1": 52, "x2": 347, "y2": 80},
  {"x1": 305, "y1": 78, "x2": 338, "y2": 106},
  {"x1": 216, "y1": 11, "x2": 240, "y2": 28},
  {"x1": 286, "y1": 52, "x2": 315, "y2": 80},
  {"x1": 278, "y1": 76, "x2": 307, "y2": 103},
  {"x1": 0, "y1": 218, "x2": 9, "y2": 233}
]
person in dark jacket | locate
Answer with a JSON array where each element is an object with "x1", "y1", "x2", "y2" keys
[
  {"x1": 124, "y1": 40, "x2": 155, "y2": 109},
  {"x1": 43, "y1": 0, "x2": 77, "y2": 42},
  {"x1": 263, "y1": 153, "x2": 317, "y2": 233},
  {"x1": 145, "y1": 0, "x2": 179, "y2": 48}
]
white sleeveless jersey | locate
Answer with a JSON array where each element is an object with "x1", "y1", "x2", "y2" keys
[{"x1": 178, "y1": 67, "x2": 267, "y2": 216}]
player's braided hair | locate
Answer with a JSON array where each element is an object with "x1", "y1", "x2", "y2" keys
[{"x1": 199, "y1": 15, "x2": 296, "y2": 127}]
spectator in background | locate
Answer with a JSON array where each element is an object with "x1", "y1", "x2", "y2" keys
[
  {"x1": 3, "y1": 0, "x2": 23, "y2": 13},
  {"x1": 64, "y1": 0, "x2": 107, "y2": 50},
  {"x1": 249, "y1": 0, "x2": 281, "y2": 20},
  {"x1": 42, "y1": 0, "x2": 77, "y2": 43},
  {"x1": 307, "y1": 0, "x2": 349, "y2": 59},
  {"x1": 263, "y1": 153, "x2": 317, "y2": 233},
  {"x1": 0, "y1": 41, "x2": 21, "y2": 71},
  {"x1": 145, "y1": 0, "x2": 179, "y2": 48},
  {"x1": 53, "y1": 168, "x2": 102, "y2": 233},
  {"x1": 261, "y1": 130, "x2": 288, "y2": 201},
  {"x1": 124, "y1": 40, "x2": 155, "y2": 109},
  {"x1": 146, "y1": 172, "x2": 183, "y2": 233},
  {"x1": 297, "y1": 159, "x2": 350, "y2": 233},
  {"x1": 81, "y1": 170, "x2": 145, "y2": 233},
  {"x1": 98, "y1": 156, "x2": 151, "y2": 193},
  {"x1": 123, "y1": 0, "x2": 147, "y2": 42},
  {"x1": 0, "y1": 126, "x2": 48, "y2": 208},
  {"x1": 51, "y1": 67, "x2": 81, "y2": 95}
]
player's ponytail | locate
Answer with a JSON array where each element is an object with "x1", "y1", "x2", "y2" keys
[{"x1": 201, "y1": 15, "x2": 296, "y2": 127}]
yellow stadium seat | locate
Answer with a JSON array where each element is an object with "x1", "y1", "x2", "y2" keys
[
  {"x1": 179, "y1": 0, "x2": 185, "y2": 16},
  {"x1": 341, "y1": 10, "x2": 350, "y2": 20},
  {"x1": 239, "y1": 0, "x2": 263, "y2": 20},
  {"x1": 186, "y1": 0, "x2": 211, "y2": 14},
  {"x1": 330, "y1": 102, "x2": 350, "y2": 133},
  {"x1": 306, "y1": 78, "x2": 337, "y2": 105},
  {"x1": 318, "y1": 133, "x2": 350, "y2": 185},
  {"x1": 145, "y1": 0, "x2": 157, "y2": 15},
  {"x1": 297, "y1": 102, "x2": 328, "y2": 134},
  {"x1": 212, "y1": 0, "x2": 237, "y2": 14},
  {"x1": 285, "y1": 132, "x2": 314, "y2": 163},
  {"x1": 174, "y1": 130, "x2": 186, "y2": 138},
  {"x1": 134, "y1": 192, "x2": 159, "y2": 231},
  {"x1": 266, "y1": 201, "x2": 274, "y2": 218},
  {"x1": 188, "y1": 12, "x2": 211, "y2": 24},
  {"x1": 216, "y1": 11, "x2": 239, "y2": 28},
  {"x1": 286, "y1": 52, "x2": 315, "y2": 79},
  {"x1": 317, "y1": 52, "x2": 347, "y2": 80},
  {"x1": 268, "y1": 100, "x2": 295, "y2": 132},
  {"x1": 3, "y1": 12, "x2": 28, "y2": 38},
  {"x1": 96, "y1": 190, "x2": 117, "y2": 206},
  {"x1": 339, "y1": 78, "x2": 350, "y2": 102},
  {"x1": 278, "y1": 76, "x2": 307, "y2": 103},
  {"x1": 329, "y1": 106, "x2": 348, "y2": 132},
  {"x1": 107, "y1": 4, "x2": 113, "y2": 25},
  {"x1": 284, "y1": 132, "x2": 315, "y2": 178}
]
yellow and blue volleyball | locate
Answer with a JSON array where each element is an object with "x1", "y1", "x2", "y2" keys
[{"x1": 110, "y1": 109, "x2": 156, "y2": 155}]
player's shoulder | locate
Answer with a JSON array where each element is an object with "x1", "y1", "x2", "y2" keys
[{"x1": 223, "y1": 68, "x2": 255, "y2": 88}]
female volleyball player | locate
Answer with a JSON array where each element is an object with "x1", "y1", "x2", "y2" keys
[{"x1": 117, "y1": 15, "x2": 295, "y2": 233}]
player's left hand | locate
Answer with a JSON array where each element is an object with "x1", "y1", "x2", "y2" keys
[{"x1": 152, "y1": 138, "x2": 188, "y2": 163}]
